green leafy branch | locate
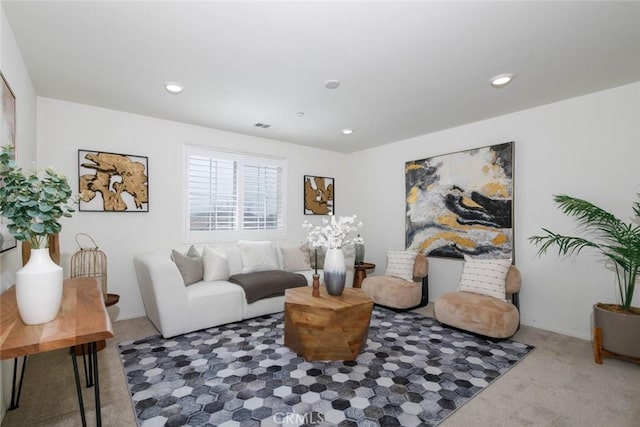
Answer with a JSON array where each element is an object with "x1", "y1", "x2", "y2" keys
[{"x1": 0, "y1": 146, "x2": 75, "y2": 249}]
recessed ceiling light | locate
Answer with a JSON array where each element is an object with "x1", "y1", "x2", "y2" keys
[
  {"x1": 164, "y1": 81, "x2": 184, "y2": 94},
  {"x1": 489, "y1": 73, "x2": 514, "y2": 88},
  {"x1": 342, "y1": 129, "x2": 353, "y2": 135},
  {"x1": 324, "y1": 80, "x2": 340, "y2": 89}
]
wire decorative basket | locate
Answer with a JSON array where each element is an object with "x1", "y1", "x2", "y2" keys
[{"x1": 70, "y1": 233, "x2": 108, "y2": 300}]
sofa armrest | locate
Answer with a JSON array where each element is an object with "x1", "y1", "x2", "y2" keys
[{"x1": 133, "y1": 251, "x2": 189, "y2": 337}]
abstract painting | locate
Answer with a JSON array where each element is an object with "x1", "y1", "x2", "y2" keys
[
  {"x1": 406, "y1": 142, "x2": 513, "y2": 259},
  {"x1": 0, "y1": 71, "x2": 17, "y2": 253},
  {"x1": 79, "y1": 150, "x2": 149, "y2": 212},
  {"x1": 304, "y1": 175, "x2": 334, "y2": 215}
]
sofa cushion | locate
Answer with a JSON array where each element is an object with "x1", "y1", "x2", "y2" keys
[
  {"x1": 202, "y1": 246, "x2": 230, "y2": 281},
  {"x1": 171, "y1": 246, "x2": 203, "y2": 286},
  {"x1": 458, "y1": 256, "x2": 511, "y2": 301},
  {"x1": 239, "y1": 240, "x2": 279, "y2": 273},
  {"x1": 280, "y1": 243, "x2": 311, "y2": 272},
  {"x1": 385, "y1": 249, "x2": 417, "y2": 281}
]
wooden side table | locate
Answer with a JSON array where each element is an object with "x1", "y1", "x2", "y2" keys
[
  {"x1": 1, "y1": 278, "x2": 113, "y2": 426},
  {"x1": 75, "y1": 293, "x2": 119, "y2": 355},
  {"x1": 353, "y1": 262, "x2": 375, "y2": 288}
]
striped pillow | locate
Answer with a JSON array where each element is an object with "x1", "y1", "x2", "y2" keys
[
  {"x1": 385, "y1": 250, "x2": 418, "y2": 281},
  {"x1": 458, "y1": 256, "x2": 511, "y2": 301}
]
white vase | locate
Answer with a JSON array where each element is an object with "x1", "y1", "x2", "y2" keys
[
  {"x1": 324, "y1": 248, "x2": 346, "y2": 296},
  {"x1": 16, "y1": 248, "x2": 63, "y2": 325}
]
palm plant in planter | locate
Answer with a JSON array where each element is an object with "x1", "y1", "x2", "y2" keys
[
  {"x1": 530, "y1": 194, "x2": 640, "y2": 363},
  {"x1": 0, "y1": 146, "x2": 75, "y2": 324}
]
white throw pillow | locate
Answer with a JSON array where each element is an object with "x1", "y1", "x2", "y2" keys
[
  {"x1": 385, "y1": 249, "x2": 417, "y2": 282},
  {"x1": 458, "y1": 255, "x2": 511, "y2": 301},
  {"x1": 280, "y1": 243, "x2": 311, "y2": 272},
  {"x1": 202, "y1": 246, "x2": 230, "y2": 281},
  {"x1": 212, "y1": 245, "x2": 243, "y2": 275},
  {"x1": 239, "y1": 240, "x2": 279, "y2": 273}
]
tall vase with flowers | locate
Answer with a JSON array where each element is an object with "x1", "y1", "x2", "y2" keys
[
  {"x1": 303, "y1": 214, "x2": 364, "y2": 295},
  {"x1": 0, "y1": 146, "x2": 75, "y2": 324}
]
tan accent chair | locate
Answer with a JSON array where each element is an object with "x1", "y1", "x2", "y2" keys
[
  {"x1": 361, "y1": 253, "x2": 429, "y2": 310},
  {"x1": 434, "y1": 266, "x2": 521, "y2": 339}
]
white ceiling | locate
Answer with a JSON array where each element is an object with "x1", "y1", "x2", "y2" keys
[{"x1": 3, "y1": 1, "x2": 640, "y2": 153}]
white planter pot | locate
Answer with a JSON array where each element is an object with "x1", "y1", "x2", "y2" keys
[
  {"x1": 16, "y1": 248, "x2": 63, "y2": 325},
  {"x1": 324, "y1": 248, "x2": 346, "y2": 296}
]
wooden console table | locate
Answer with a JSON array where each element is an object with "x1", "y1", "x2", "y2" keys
[{"x1": 0, "y1": 278, "x2": 114, "y2": 427}]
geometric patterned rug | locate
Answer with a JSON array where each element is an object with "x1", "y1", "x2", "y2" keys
[{"x1": 119, "y1": 308, "x2": 534, "y2": 427}]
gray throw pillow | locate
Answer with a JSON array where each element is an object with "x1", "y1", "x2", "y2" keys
[{"x1": 171, "y1": 246, "x2": 203, "y2": 286}]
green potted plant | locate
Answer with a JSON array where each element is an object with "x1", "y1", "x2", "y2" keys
[
  {"x1": 0, "y1": 145, "x2": 75, "y2": 324},
  {"x1": 530, "y1": 194, "x2": 640, "y2": 363}
]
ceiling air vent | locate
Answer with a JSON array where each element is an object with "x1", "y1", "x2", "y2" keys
[{"x1": 254, "y1": 123, "x2": 271, "y2": 129}]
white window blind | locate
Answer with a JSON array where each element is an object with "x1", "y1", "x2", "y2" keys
[
  {"x1": 188, "y1": 156, "x2": 237, "y2": 231},
  {"x1": 242, "y1": 163, "x2": 283, "y2": 230},
  {"x1": 184, "y1": 145, "x2": 286, "y2": 241}
]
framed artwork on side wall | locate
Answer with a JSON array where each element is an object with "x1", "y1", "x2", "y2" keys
[
  {"x1": 78, "y1": 150, "x2": 149, "y2": 212},
  {"x1": 0, "y1": 71, "x2": 17, "y2": 253},
  {"x1": 304, "y1": 175, "x2": 334, "y2": 215},
  {"x1": 405, "y1": 142, "x2": 514, "y2": 260}
]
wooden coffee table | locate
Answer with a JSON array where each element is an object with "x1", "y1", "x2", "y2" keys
[{"x1": 284, "y1": 285, "x2": 373, "y2": 361}]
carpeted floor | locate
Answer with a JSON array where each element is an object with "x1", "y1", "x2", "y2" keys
[{"x1": 119, "y1": 308, "x2": 533, "y2": 426}]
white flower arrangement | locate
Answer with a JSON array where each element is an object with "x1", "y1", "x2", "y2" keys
[{"x1": 303, "y1": 214, "x2": 364, "y2": 249}]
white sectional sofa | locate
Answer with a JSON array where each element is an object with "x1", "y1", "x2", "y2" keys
[{"x1": 133, "y1": 242, "x2": 355, "y2": 338}]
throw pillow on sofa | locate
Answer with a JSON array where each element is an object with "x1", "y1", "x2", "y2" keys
[
  {"x1": 171, "y1": 245, "x2": 203, "y2": 286},
  {"x1": 202, "y1": 246, "x2": 230, "y2": 281},
  {"x1": 239, "y1": 240, "x2": 279, "y2": 273},
  {"x1": 280, "y1": 243, "x2": 311, "y2": 272},
  {"x1": 211, "y1": 245, "x2": 243, "y2": 275}
]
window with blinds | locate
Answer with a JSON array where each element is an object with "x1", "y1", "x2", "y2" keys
[{"x1": 184, "y1": 145, "x2": 286, "y2": 241}]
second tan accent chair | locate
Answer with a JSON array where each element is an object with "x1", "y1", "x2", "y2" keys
[
  {"x1": 361, "y1": 250, "x2": 429, "y2": 310},
  {"x1": 434, "y1": 264, "x2": 521, "y2": 339}
]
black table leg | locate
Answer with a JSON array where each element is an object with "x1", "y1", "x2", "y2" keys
[
  {"x1": 70, "y1": 346, "x2": 87, "y2": 427},
  {"x1": 8, "y1": 356, "x2": 28, "y2": 410},
  {"x1": 71, "y1": 342, "x2": 102, "y2": 426},
  {"x1": 91, "y1": 341, "x2": 102, "y2": 427},
  {"x1": 81, "y1": 344, "x2": 95, "y2": 388}
]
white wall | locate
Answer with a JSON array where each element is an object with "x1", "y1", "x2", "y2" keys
[
  {"x1": 344, "y1": 82, "x2": 640, "y2": 340},
  {"x1": 0, "y1": 5, "x2": 37, "y2": 292},
  {"x1": 36, "y1": 98, "x2": 347, "y2": 321},
  {"x1": 0, "y1": 4, "x2": 38, "y2": 421}
]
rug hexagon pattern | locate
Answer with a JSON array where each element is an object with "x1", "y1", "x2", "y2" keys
[{"x1": 120, "y1": 308, "x2": 533, "y2": 427}]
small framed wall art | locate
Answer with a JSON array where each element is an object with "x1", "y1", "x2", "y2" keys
[
  {"x1": 304, "y1": 175, "x2": 334, "y2": 215},
  {"x1": 0, "y1": 71, "x2": 17, "y2": 253},
  {"x1": 78, "y1": 150, "x2": 149, "y2": 212}
]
